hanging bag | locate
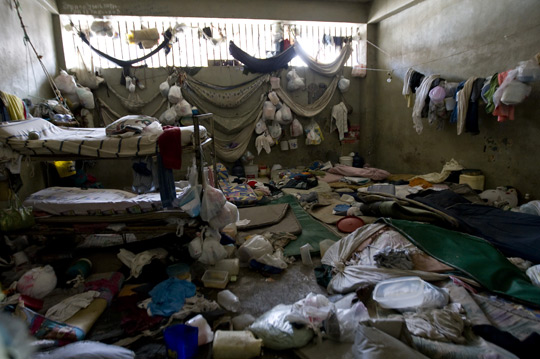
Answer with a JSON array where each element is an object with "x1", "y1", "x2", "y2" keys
[{"x1": 0, "y1": 190, "x2": 35, "y2": 232}]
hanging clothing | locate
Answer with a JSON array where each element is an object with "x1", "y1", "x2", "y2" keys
[
  {"x1": 481, "y1": 73, "x2": 499, "y2": 114},
  {"x1": 492, "y1": 71, "x2": 515, "y2": 122},
  {"x1": 456, "y1": 77, "x2": 477, "y2": 135},
  {"x1": 331, "y1": 102, "x2": 348, "y2": 140},
  {"x1": 402, "y1": 68, "x2": 416, "y2": 108},
  {"x1": 0, "y1": 91, "x2": 25, "y2": 121},
  {"x1": 464, "y1": 78, "x2": 485, "y2": 135},
  {"x1": 412, "y1": 74, "x2": 439, "y2": 135}
]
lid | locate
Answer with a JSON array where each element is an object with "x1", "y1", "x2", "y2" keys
[
  {"x1": 372, "y1": 276, "x2": 425, "y2": 309},
  {"x1": 337, "y1": 216, "x2": 365, "y2": 233}
]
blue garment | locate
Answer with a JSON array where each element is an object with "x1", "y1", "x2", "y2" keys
[
  {"x1": 333, "y1": 204, "x2": 351, "y2": 216},
  {"x1": 157, "y1": 153, "x2": 176, "y2": 208},
  {"x1": 148, "y1": 277, "x2": 196, "y2": 317}
]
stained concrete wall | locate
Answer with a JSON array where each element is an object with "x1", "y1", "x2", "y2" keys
[
  {"x1": 0, "y1": 0, "x2": 58, "y2": 199},
  {"x1": 372, "y1": 0, "x2": 540, "y2": 200}
]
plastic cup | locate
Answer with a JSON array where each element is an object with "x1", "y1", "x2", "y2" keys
[{"x1": 164, "y1": 324, "x2": 199, "y2": 359}]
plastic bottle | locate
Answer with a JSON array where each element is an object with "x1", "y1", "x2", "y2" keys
[
  {"x1": 217, "y1": 289, "x2": 241, "y2": 312},
  {"x1": 212, "y1": 330, "x2": 262, "y2": 359},
  {"x1": 300, "y1": 243, "x2": 314, "y2": 266}
]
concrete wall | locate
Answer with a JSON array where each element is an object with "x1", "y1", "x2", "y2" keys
[
  {"x1": 0, "y1": 0, "x2": 58, "y2": 199},
  {"x1": 57, "y1": 0, "x2": 370, "y2": 23},
  {"x1": 372, "y1": 0, "x2": 540, "y2": 200}
]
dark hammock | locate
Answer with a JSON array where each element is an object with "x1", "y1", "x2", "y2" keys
[
  {"x1": 229, "y1": 41, "x2": 296, "y2": 73},
  {"x1": 79, "y1": 29, "x2": 173, "y2": 67}
]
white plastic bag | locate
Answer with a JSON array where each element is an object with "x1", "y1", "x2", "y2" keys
[
  {"x1": 516, "y1": 59, "x2": 540, "y2": 83},
  {"x1": 159, "y1": 81, "x2": 170, "y2": 98},
  {"x1": 168, "y1": 85, "x2": 183, "y2": 103},
  {"x1": 501, "y1": 80, "x2": 532, "y2": 105},
  {"x1": 268, "y1": 91, "x2": 280, "y2": 106},
  {"x1": 290, "y1": 118, "x2": 303, "y2": 137},
  {"x1": 263, "y1": 101, "x2": 276, "y2": 120},
  {"x1": 76, "y1": 87, "x2": 95, "y2": 109},
  {"x1": 208, "y1": 201, "x2": 239, "y2": 231},
  {"x1": 199, "y1": 227, "x2": 228, "y2": 265},
  {"x1": 54, "y1": 70, "x2": 78, "y2": 94},
  {"x1": 287, "y1": 69, "x2": 305, "y2": 91},
  {"x1": 16, "y1": 265, "x2": 57, "y2": 299},
  {"x1": 159, "y1": 107, "x2": 178, "y2": 125},
  {"x1": 338, "y1": 76, "x2": 350, "y2": 93},
  {"x1": 174, "y1": 99, "x2": 192, "y2": 117},
  {"x1": 200, "y1": 181, "x2": 227, "y2": 222},
  {"x1": 237, "y1": 235, "x2": 273, "y2": 263},
  {"x1": 269, "y1": 120, "x2": 282, "y2": 139},
  {"x1": 276, "y1": 104, "x2": 292, "y2": 125}
]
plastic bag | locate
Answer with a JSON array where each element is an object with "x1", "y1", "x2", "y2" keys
[
  {"x1": 159, "y1": 107, "x2": 178, "y2": 125},
  {"x1": 248, "y1": 304, "x2": 314, "y2": 350},
  {"x1": 263, "y1": 101, "x2": 276, "y2": 120},
  {"x1": 290, "y1": 118, "x2": 303, "y2": 137},
  {"x1": 159, "y1": 81, "x2": 170, "y2": 98},
  {"x1": 338, "y1": 76, "x2": 350, "y2": 93},
  {"x1": 352, "y1": 64, "x2": 367, "y2": 78},
  {"x1": 168, "y1": 85, "x2": 183, "y2": 103},
  {"x1": 516, "y1": 59, "x2": 540, "y2": 83},
  {"x1": 256, "y1": 248, "x2": 288, "y2": 269},
  {"x1": 287, "y1": 69, "x2": 305, "y2": 91},
  {"x1": 268, "y1": 91, "x2": 280, "y2": 106},
  {"x1": 76, "y1": 87, "x2": 95, "y2": 109},
  {"x1": 276, "y1": 104, "x2": 292, "y2": 125},
  {"x1": 16, "y1": 265, "x2": 57, "y2": 299},
  {"x1": 305, "y1": 119, "x2": 323, "y2": 145},
  {"x1": 200, "y1": 182, "x2": 227, "y2": 222},
  {"x1": 237, "y1": 235, "x2": 273, "y2": 263},
  {"x1": 198, "y1": 227, "x2": 228, "y2": 265},
  {"x1": 54, "y1": 70, "x2": 78, "y2": 94},
  {"x1": 208, "y1": 201, "x2": 239, "y2": 231},
  {"x1": 174, "y1": 99, "x2": 192, "y2": 117},
  {"x1": 325, "y1": 302, "x2": 369, "y2": 343},
  {"x1": 269, "y1": 120, "x2": 282, "y2": 139},
  {"x1": 501, "y1": 80, "x2": 532, "y2": 105},
  {"x1": 1, "y1": 191, "x2": 35, "y2": 232},
  {"x1": 72, "y1": 53, "x2": 103, "y2": 90}
]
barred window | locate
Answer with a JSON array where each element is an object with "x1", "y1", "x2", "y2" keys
[{"x1": 60, "y1": 15, "x2": 366, "y2": 70}]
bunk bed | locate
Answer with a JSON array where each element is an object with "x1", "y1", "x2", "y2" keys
[{"x1": 0, "y1": 113, "x2": 216, "y2": 241}]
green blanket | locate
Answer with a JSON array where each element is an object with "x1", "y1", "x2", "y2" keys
[
  {"x1": 384, "y1": 218, "x2": 540, "y2": 307},
  {"x1": 267, "y1": 195, "x2": 341, "y2": 256}
]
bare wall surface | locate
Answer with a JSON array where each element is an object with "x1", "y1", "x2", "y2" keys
[
  {"x1": 56, "y1": 0, "x2": 370, "y2": 23},
  {"x1": 373, "y1": 0, "x2": 540, "y2": 199},
  {"x1": 0, "y1": 0, "x2": 58, "y2": 199}
]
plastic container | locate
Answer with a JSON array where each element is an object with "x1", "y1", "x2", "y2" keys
[
  {"x1": 214, "y1": 258, "x2": 240, "y2": 276},
  {"x1": 300, "y1": 243, "x2": 314, "y2": 266},
  {"x1": 212, "y1": 330, "x2": 262, "y2": 359},
  {"x1": 185, "y1": 314, "x2": 214, "y2": 345},
  {"x1": 339, "y1": 156, "x2": 353, "y2": 166},
  {"x1": 217, "y1": 289, "x2": 241, "y2": 312},
  {"x1": 164, "y1": 324, "x2": 198, "y2": 359},
  {"x1": 319, "y1": 239, "x2": 336, "y2": 258},
  {"x1": 201, "y1": 270, "x2": 229, "y2": 289},
  {"x1": 66, "y1": 258, "x2": 92, "y2": 280},
  {"x1": 372, "y1": 276, "x2": 425, "y2": 309},
  {"x1": 244, "y1": 165, "x2": 258, "y2": 179}
]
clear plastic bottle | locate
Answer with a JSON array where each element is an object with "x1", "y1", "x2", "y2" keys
[{"x1": 217, "y1": 289, "x2": 241, "y2": 312}]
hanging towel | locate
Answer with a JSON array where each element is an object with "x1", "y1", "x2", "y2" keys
[
  {"x1": 158, "y1": 126, "x2": 182, "y2": 169},
  {"x1": 331, "y1": 102, "x2": 348, "y2": 140},
  {"x1": 0, "y1": 91, "x2": 25, "y2": 121},
  {"x1": 412, "y1": 74, "x2": 439, "y2": 134},
  {"x1": 456, "y1": 77, "x2": 477, "y2": 135}
]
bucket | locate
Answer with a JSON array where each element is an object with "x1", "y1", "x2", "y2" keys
[
  {"x1": 339, "y1": 156, "x2": 353, "y2": 166},
  {"x1": 288, "y1": 138, "x2": 298, "y2": 149},
  {"x1": 164, "y1": 324, "x2": 199, "y2": 359},
  {"x1": 244, "y1": 165, "x2": 258, "y2": 179}
]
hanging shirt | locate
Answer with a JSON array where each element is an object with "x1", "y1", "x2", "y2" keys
[{"x1": 331, "y1": 102, "x2": 348, "y2": 140}]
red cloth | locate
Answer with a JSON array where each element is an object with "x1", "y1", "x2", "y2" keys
[{"x1": 158, "y1": 126, "x2": 183, "y2": 169}]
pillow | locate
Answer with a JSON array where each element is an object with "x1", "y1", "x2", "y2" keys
[{"x1": 105, "y1": 115, "x2": 159, "y2": 136}]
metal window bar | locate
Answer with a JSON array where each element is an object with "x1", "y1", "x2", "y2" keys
[{"x1": 60, "y1": 16, "x2": 364, "y2": 70}]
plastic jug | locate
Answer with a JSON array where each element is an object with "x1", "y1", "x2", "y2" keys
[
  {"x1": 212, "y1": 330, "x2": 262, "y2": 359},
  {"x1": 217, "y1": 289, "x2": 241, "y2": 312},
  {"x1": 318, "y1": 239, "x2": 336, "y2": 258}
]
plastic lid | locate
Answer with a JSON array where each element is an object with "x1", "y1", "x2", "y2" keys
[
  {"x1": 337, "y1": 216, "x2": 365, "y2": 233},
  {"x1": 372, "y1": 276, "x2": 425, "y2": 309}
]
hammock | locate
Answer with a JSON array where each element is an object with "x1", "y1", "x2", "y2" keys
[
  {"x1": 229, "y1": 41, "x2": 297, "y2": 73},
  {"x1": 271, "y1": 76, "x2": 340, "y2": 118},
  {"x1": 182, "y1": 86, "x2": 266, "y2": 134},
  {"x1": 79, "y1": 29, "x2": 173, "y2": 67},
  {"x1": 185, "y1": 74, "x2": 269, "y2": 108},
  {"x1": 106, "y1": 82, "x2": 161, "y2": 113},
  {"x1": 213, "y1": 115, "x2": 259, "y2": 162},
  {"x1": 294, "y1": 42, "x2": 352, "y2": 77}
]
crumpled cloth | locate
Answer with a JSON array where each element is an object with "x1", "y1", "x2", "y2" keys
[
  {"x1": 373, "y1": 247, "x2": 413, "y2": 270},
  {"x1": 117, "y1": 248, "x2": 168, "y2": 279},
  {"x1": 45, "y1": 291, "x2": 101, "y2": 322},
  {"x1": 403, "y1": 304, "x2": 467, "y2": 343},
  {"x1": 327, "y1": 164, "x2": 390, "y2": 181},
  {"x1": 147, "y1": 278, "x2": 196, "y2": 317},
  {"x1": 410, "y1": 158, "x2": 463, "y2": 184}
]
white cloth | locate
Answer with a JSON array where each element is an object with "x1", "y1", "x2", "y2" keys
[
  {"x1": 32, "y1": 341, "x2": 135, "y2": 359},
  {"x1": 45, "y1": 291, "x2": 101, "y2": 322},
  {"x1": 331, "y1": 102, "x2": 348, "y2": 140},
  {"x1": 117, "y1": 248, "x2": 168, "y2": 279},
  {"x1": 412, "y1": 74, "x2": 440, "y2": 134}
]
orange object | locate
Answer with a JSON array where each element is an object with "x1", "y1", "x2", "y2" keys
[{"x1": 409, "y1": 178, "x2": 433, "y2": 189}]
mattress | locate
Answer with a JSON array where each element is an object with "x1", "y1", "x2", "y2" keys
[
  {"x1": 23, "y1": 186, "x2": 185, "y2": 216},
  {"x1": 0, "y1": 117, "x2": 207, "y2": 158}
]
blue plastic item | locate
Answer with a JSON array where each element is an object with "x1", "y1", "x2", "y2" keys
[{"x1": 164, "y1": 324, "x2": 198, "y2": 359}]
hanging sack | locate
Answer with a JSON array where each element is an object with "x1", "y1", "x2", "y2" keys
[
  {"x1": 200, "y1": 172, "x2": 227, "y2": 222},
  {"x1": 73, "y1": 48, "x2": 104, "y2": 90},
  {"x1": 174, "y1": 99, "x2": 193, "y2": 117},
  {"x1": 159, "y1": 81, "x2": 170, "y2": 98},
  {"x1": 268, "y1": 91, "x2": 280, "y2": 106},
  {"x1": 290, "y1": 118, "x2": 303, "y2": 137},
  {"x1": 305, "y1": 119, "x2": 324, "y2": 145},
  {"x1": 168, "y1": 85, "x2": 183, "y2": 104},
  {"x1": 269, "y1": 120, "x2": 282, "y2": 139},
  {"x1": 159, "y1": 107, "x2": 178, "y2": 125},
  {"x1": 263, "y1": 101, "x2": 276, "y2": 120},
  {"x1": 1, "y1": 190, "x2": 35, "y2": 232},
  {"x1": 287, "y1": 69, "x2": 305, "y2": 92},
  {"x1": 338, "y1": 76, "x2": 350, "y2": 93}
]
